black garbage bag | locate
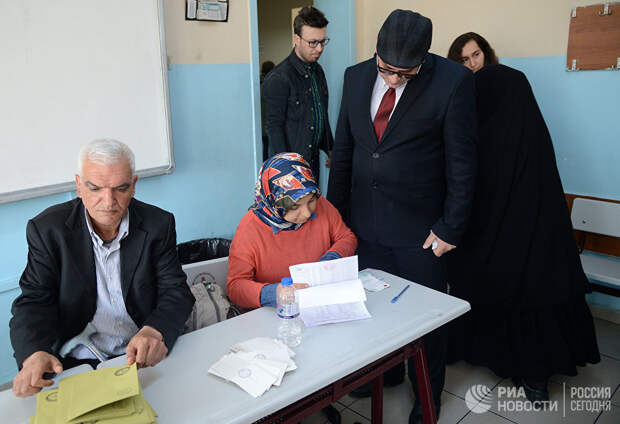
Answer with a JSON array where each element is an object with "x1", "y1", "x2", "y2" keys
[{"x1": 177, "y1": 238, "x2": 232, "y2": 264}]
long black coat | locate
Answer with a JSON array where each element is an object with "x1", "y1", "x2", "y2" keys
[
  {"x1": 10, "y1": 198, "x2": 194, "y2": 367},
  {"x1": 446, "y1": 64, "x2": 600, "y2": 379},
  {"x1": 327, "y1": 54, "x2": 477, "y2": 247}
]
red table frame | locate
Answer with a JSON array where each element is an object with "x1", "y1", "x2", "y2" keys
[{"x1": 253, "y1": 339, "x2": 437, "y2": 424}]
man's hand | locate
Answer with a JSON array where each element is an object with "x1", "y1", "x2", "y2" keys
[
  {"x1": 293, "y1": 283, "x2": 309, "y2": 290},
  {"x1": 13, "y1": 351, "x2": 63, "y2": 398},
  {"x1": 326, "y1": 151, "x2": 332, "y2": 169},
  {"x1": 423, "y1": 230, "x2": 456, "y2": 257},
  {"x1": 126, "y1": 326, "x2": 168, "y2": 368}
]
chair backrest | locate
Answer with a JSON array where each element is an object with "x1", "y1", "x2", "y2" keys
[
  {"x1": 571, "y1": 198, "x2": 620, "y2": 238},
  {"x1": 182, "y1": 256, "x2": 229, "y2": 291}
]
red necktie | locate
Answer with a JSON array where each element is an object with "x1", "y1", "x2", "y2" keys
[{"x1": 373, "y1": 87, "x2": 395, "y2": 142}]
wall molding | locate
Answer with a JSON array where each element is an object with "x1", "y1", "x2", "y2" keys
[
  {"x1": 589, "y1": 302, "x2": 620, "y2": 325},
  {"x1": 0, "y1": 277, "x2": 19, "y2": 295}
]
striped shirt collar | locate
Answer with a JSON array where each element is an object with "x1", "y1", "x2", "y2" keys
[{"x1": 84, "y1": 209, "x2": 129, "y2": 247}]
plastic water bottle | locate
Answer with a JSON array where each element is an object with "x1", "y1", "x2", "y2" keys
[{"x1": 276, "y1": 277, "x2": 302, "y2": 347}]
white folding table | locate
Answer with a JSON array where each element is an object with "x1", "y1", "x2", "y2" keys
[{"x1": 1, "y1": 270, "x2": 470, "y2": 424}]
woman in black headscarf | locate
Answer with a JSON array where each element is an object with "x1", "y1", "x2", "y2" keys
[{"x1": 445, "y1": 50, "x2": 600, "y2": 401}]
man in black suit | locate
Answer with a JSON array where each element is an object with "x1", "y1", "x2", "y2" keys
[
  {"x1": 10, "y1": 139, "x2": 194, "y2": 397},
  {"x1": 327, "y1": 10, "x2": 476, "y2": 423}
]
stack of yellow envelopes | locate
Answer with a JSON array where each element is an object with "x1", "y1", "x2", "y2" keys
[{"x1": 30, "y1": 363, "x2": 158, "y2": 424}]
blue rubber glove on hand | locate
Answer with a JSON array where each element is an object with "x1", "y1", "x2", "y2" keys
[
  {"x1": 259, "y1": 283, "x2": 278, "y2": 307},
  {"x1": 319, "y1": 251, "x2": 341, "y2": 261}
]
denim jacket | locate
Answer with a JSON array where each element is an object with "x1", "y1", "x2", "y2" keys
[{"x1": 262, "y1": 50, "x2": 333, "y2": 177}]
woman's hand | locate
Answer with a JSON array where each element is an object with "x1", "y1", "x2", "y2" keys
[{"x1": 293, "y1": 283, "x2": 309, "y2": 290}]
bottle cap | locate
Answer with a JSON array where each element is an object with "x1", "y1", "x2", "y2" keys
[{"x1": 281, "y1": 277, "x2": 293, "y2": 286}]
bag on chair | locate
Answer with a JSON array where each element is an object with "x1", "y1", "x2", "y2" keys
[{"x1": 184, "y1": 273, "x2": 231, "y2": 333}]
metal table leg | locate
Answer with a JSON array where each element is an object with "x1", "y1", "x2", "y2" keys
[
  {"x1": 412, "y1": 340, "x2": 437, "y2": 424},
  {"x1": 371, "y1": 372, "x2": 384, "y2": 423}
]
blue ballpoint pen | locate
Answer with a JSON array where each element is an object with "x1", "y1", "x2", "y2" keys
[{"x1": 391, "y1": 284, "x2": 410, "y2": 303}]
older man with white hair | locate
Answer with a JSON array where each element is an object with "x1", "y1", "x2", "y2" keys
[{"x1": 9, "y1": 139, "x2": 194, "y2": 397}]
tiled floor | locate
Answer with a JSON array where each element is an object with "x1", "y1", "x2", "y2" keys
[{"x1": 302, "y1": 318, "x2": 620, "y2": 424}]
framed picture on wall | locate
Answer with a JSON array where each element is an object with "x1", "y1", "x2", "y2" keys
[{"x1": 186, "y1": 0, "x2": 229, "y2": 22}]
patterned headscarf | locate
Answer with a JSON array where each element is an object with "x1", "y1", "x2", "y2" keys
[{"x1": 251, "y1": 153, "x2": 320, "y2": 233}]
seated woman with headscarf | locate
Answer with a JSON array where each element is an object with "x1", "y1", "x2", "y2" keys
[
  {"x1": 227, "y1": 152, "x2": 357, "y2": 309},
  {"x1": 444, "y1": 34, "x2": 600, "y2": 403}
]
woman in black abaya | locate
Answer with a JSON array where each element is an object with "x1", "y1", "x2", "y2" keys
[{"x1": 445, "y1": 56, "x2": 600, "y2": 401}]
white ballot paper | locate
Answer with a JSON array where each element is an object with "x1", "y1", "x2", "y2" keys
[
  {"x1": 230, "y1": 337, "x2": 297, "y2": 372},
  {"x1": 209, "y1": 353, "x2": 277, "y2": 398},
  {"x1": 289, "y1": 256, "x2": 371, "y2": 326},
  {"x1": 233, "y1": 351, "x2": 288, "y2": 386},
  {"x1": 209, "y1": 337, "x2": 297, "y2": 397}
]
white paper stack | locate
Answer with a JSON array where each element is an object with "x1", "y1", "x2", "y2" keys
[
  {"x1": 289, "y1": 256, "x2": 372, "y2": 327},
  {"x1": 358, "y1": 269, "x2": 391, "y2": 292},
  {"x1": 208, "y1": 337, "x2": 296, "y2": 397}
]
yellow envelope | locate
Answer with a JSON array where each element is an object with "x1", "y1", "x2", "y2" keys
[
  {"x1": 97, "y1": 393, "x2": 157, "y2": 424},
  {"x1": 33, "y1": 388, "x2": 60, "y2": 424},
  {"x1": 58, "y1": 363, "x2": 139, "y2": 423},
  {"x1": 67, "y1": 396, "x2": 135, "y2": 423}
]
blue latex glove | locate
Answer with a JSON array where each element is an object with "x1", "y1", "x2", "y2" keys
[
  {"x1": 319, "y1": 251, "x2": 342, "y2": 261},
  {"x1": 260, "y1": 283, "x2": 278, "y2": 307}
]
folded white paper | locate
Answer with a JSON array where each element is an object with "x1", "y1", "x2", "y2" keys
[
  {"x1": 230, "y1": 337, "x2": 297, "y2": 371},
  {"x1": 209, "y1": 336, "x2": 300, "y2": 397},
  {"x1": 358, "y1": 269, "x2": 390, "y2": 292},
  {"x1": 290, "y1": 256, "x2": 372, "y2": 326},
  {"x1": 298, "y1": 279, "x2": 366, "y2": 308},
  {"x1": 208, "y1": 353, "x2": 277, "y2": 398},
  {"x1": 233, "y1": 351, "x2": 289, "y2": 386},
  {"x1": 300, "y1": 302, "x2": 372, "y2": 327},
  {"x1": 230, "y1": 337, "x2": 295, "y2": 357},
  {"x1": 289, "y1": 255, "x2": 358, "y2": 286}
]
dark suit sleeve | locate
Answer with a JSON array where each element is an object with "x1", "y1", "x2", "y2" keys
[
  {"x1": 327, "y1": 67, "x2": 354, "y2": 222},
  {"x1": 319, "y1": 68, "x2": 334, "y2": 154},
  {"x1": 431, "y1": 71, "x2": 477, "y2": 245},
  {"x1": 142, "y1": 214, "x2": 194, "y2": 350},
  {"x1": 262, "y1": 72, "x2": 290, "y2": 155},
  {"x1": 10, "y1": 220, "x2": 61, "y2": 367}
]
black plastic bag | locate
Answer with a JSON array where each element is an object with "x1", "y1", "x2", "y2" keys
[{"x1": 177, "y1": 238, "x2": 232, "y2": 264}]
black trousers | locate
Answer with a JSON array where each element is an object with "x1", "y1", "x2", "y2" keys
[{"x1": 357, "y1": 240, "x2": 447, "y2": 408}]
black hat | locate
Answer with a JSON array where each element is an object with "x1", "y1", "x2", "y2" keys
[{"x1": 376, "y1": 9, "x2": 432, "y2": 69}]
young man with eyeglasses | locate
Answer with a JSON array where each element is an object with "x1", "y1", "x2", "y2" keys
[
  {"x1": 262, "y1": 6, "x2": 333, "y2": 181},
  {"x1": 327, "y1": 10, "x2": 477, "y2": 423}
]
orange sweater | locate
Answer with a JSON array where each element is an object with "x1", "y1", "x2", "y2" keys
[{"x1": 227, "y1": 197, "x2": 357, "y2": 309}]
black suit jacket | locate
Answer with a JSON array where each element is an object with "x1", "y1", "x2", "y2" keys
[
  {"x1": 9, "y1": 198, "x2": 194, "y2": 367},
  {"x1": 327, "y1": 54, "x2": 477, "y2": 247}
]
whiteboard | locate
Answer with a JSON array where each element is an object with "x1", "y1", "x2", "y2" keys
[{"x1": 0, "y1": 0, "x2": 174, "y2": 204}]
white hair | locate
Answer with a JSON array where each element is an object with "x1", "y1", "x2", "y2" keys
[{"x1": 78, "y1": 138, "x2": 135, "y2": 176}]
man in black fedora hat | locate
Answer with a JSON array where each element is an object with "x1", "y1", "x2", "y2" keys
[{"x1": 327, "y1": 9, "x2": 477, "y2": 423}]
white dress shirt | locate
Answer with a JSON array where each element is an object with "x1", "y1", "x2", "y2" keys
[
  {"x1": 370, "y1": 73, "x2": 408, "y2": 122},
  {"x1": 70, "y1": 210, "x2": 139, "y2": 360}
]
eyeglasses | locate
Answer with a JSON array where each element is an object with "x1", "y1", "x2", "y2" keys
[
  {"x1": 299, "y1": 37, "x2": 330, "y2": 48},
  {"x1": 376, "y1": 60, "x2": 423, "y2": 80}
]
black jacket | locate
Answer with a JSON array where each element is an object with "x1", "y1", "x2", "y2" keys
[
  {"x1": 327, "y1": 54, "x2": 477, "y2": 247},
  {"x1": 10, "y1": 198, "x2": 194, "y2": 366},
  {"x1": 262, "y1": 50, "x2": 333, "y2": 176}
]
